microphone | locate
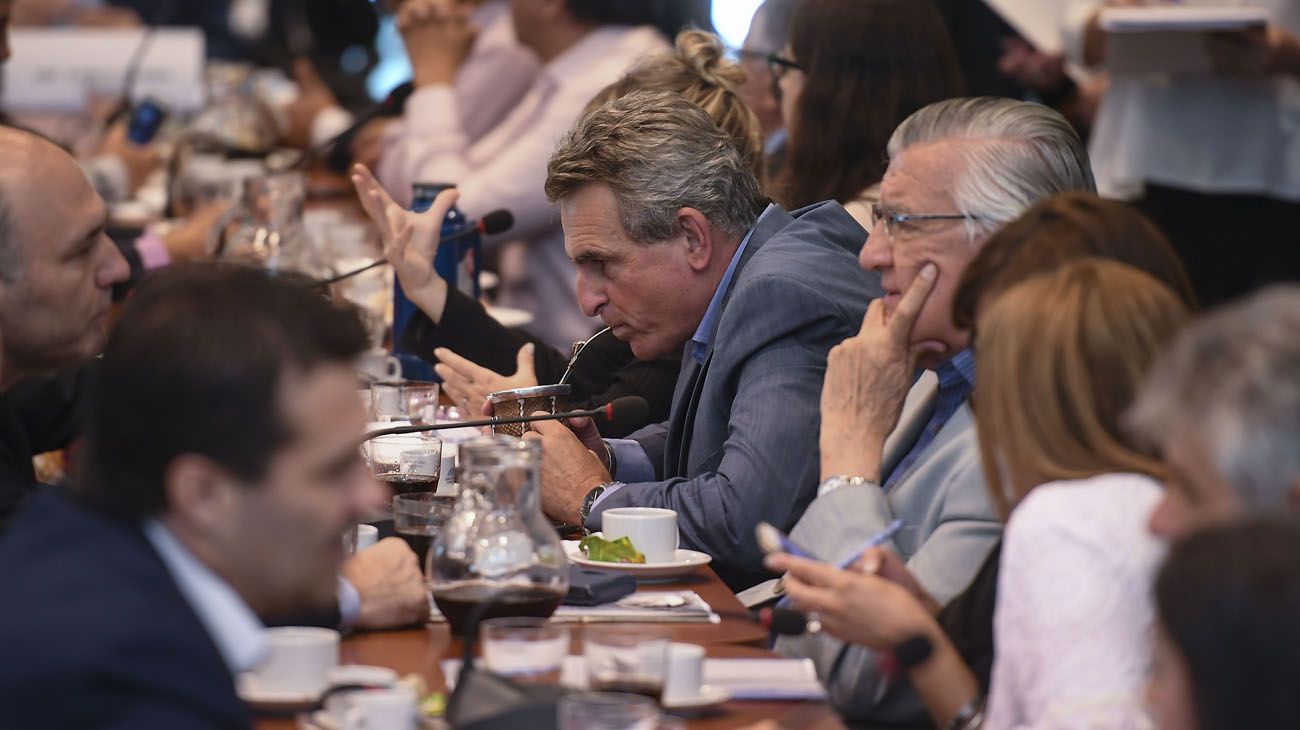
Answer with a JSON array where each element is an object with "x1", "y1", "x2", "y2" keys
[
  {"x1": 760, "y1": 607, "x2": 822, "y2": 636},
  {"x1": 362, "y1": 396, "x2": 650, "y2": 442},
  {"x1": 316, "y1": 209, "x2": 513, "y2": 287},
  {"x1": 297, "y1": 81, "x2": 416, "y2": 169}
]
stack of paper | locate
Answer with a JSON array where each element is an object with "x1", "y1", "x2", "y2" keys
[
  {"x1": 429, "y1": 590, "x2": 719, "y2": 625},
  {"x1": 1100, "y1": 6, "x2": 1270, "y2": 76},
  {"x1": 444, "y1": 656, "x2": 828, "y2": 701}
]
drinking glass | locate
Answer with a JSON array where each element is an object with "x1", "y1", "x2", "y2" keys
[
  {"x1": 368, "y1": 434, "x2": 442, "y2": 497},
  {"x1": 370, "y1": 380, "x2": 441, "y2": 424},
  {"x1": 557, "y1": 693, "x2": 659, "y2": 730},
  {"x1": 583, "y1": 626, "x2": 670, "y2": 702},
  {"x1": 481, "y1": 617, "x2": 570, "y2": 683},
  {"x1": 393, "y1": 492, "x2": 454, "y2": 574}
]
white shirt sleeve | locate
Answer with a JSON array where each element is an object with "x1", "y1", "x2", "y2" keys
[{"x1": 985, "y1": 474, "x2": 1164, "y2": 730}]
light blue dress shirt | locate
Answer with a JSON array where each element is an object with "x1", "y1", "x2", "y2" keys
[{"x1": 143, "y1": 520, "x2": 266, "y2": 675}]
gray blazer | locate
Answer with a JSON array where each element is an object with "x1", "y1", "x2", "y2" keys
[
  {"x1": 774, "y1": 373, "x2": 1002, "y2": 726},
  {"x1": 591, "y1": 202, "x2": 882, "y2": 591}
]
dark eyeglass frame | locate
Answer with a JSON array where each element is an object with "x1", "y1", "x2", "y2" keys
[{"x1": 765, "y1": 53, "x2": 802, "y2": 102}]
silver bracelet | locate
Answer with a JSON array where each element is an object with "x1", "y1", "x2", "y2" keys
[{"x1": 944, "y1": 697, "x2": 985, "y2": 730}]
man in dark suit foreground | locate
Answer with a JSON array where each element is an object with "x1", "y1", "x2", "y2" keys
[{"x1": 0, "y1": 264, "x2": 385, "y2": 728}]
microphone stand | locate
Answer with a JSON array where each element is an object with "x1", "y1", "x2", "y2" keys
[{"x1": 362, "y1": 404, "x2": 617, "y2": 442}]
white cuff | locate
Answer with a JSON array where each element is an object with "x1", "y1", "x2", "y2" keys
[{"x1": 336, "y1": 576, "x2": 362, "y2": 629}]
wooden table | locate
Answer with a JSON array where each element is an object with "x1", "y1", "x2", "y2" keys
[{"x1": 254, "y1": 567, "x2": 845, "y2": 730}]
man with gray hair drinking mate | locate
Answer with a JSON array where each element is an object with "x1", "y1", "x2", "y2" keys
[
  {"x1": 519, "y1": 89, "x2": 882, "y2": 591},
  {"x1": 773, "y1": 96, "x2": 1096, "y2": 725}
]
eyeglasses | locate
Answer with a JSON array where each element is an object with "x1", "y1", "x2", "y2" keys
[
  {"x1": 870, "y1": 203, "x2": 989, "y2": 240},
  {"x1": 766, "y1": 53, "x2": 802, "y2": 102}
]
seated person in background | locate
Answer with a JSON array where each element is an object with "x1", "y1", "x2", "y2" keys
[
  {"x1": 772, "y1": 97, "x2": 1094, "y2": 722},
  {"x1": 0, "y1": 126, "x2": 426, "y2": 629},
  {"x1": 376, "y1": 0, "x2": 668, "y2": 350},
  {"x1": 1128, "y1": 284, "x2": 1300, "y2": 539},
  {"x1": 314, "y1": 0, "x2": 540, "y2": 172},
  {"x1": 771, "y1": 0, "x2": 963, "y2": 226},
  {"x1": 522, "y1": 89, "x2": 879, "y2": 591},
  {"x1": 774, "y1": 258, "x2": 1190, "y2": 729},
  {"x1": 354, "y1": 29, "x2": 762, "y2": 434},
  {"x1": 774, "y1": 193, "x2": 1192, "y2": 725},
  {"x1": 735, "y1": 0, "x2": 794, "y2": 182},
  {"x1": 1148, "y1": 519, "x2": 1300, "y2": 730},
  {"x1": 0, "y1": 265, "x2": 384, "y2": 728}
]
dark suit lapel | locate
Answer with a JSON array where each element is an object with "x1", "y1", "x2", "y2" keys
[{"x1": 664, "y1": 351, "x2": 703, "y2": 476}]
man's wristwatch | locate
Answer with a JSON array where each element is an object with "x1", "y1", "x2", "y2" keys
[
  {"x1": 579, "y1": 481, "x2": 622, "y2": 527},
  {"x1": 817, "y1": 475, "x2": 871, "y2": 498}
]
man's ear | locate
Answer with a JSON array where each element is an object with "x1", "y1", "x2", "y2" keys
[
  {"x1": 678, "y1": 207, "x2": 716, "y2": 273},
  {"x1": 163, "y1": 453, "x2": 241, "y2": 535}
]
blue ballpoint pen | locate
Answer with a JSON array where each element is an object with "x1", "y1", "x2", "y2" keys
[
  {"x1": 835, "y1": 518, "x2": 903, "y2": 570},
  {"x1": 756, "y1": 518, "x2": 904, "y2": 568}
]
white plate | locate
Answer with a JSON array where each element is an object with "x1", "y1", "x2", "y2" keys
[
  {"x1": 664, "y1": 685, "x2": 731, "y2": 712},
  {"x1": 563, "y1": 541, "x2": 712, "y2": 580}
]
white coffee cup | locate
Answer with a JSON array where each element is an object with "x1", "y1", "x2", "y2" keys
[
  {"x1": 248, "y1": 627, "x2": 339, "y2": 696},
  {"x1": 601, "y1": 507, "x2": 678, "y2": 564},
  {"x1": 662, "y1": 642, "x2": 705, "y2": 703},
  {"x1": 355, "y1": 524, "x2": 379, "y2": 551},
  {"x1": 357, "y1": 349, "x2": 401, "y2": 381},
  {"x1": 343, "y1": 686, "x2": 419, "y2": 730}
]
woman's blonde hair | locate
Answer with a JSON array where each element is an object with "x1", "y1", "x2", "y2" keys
[
  {"x1": 584, "y1": 30, "x2": 765, "y2": 180},
  {"x1": 974, "y1": 258, "x2": 1189, "y2": 517}
]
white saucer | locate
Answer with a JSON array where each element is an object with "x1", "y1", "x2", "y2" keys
[
  {"x1": 235, "y1": 676, "x2": 322, "y2": 712},
  {"x1": 663, "y1": 685, "x2": 731, "y2": 712},
  {"x1": 304, "y1": 710, "x2": 438, "y2": 730},
  {"x1": 563, "y1": 541, "x2": 712, "y2": 580}
]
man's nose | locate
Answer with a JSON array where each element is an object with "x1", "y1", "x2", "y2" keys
[
  {"x1": 95, "y1": 236, "x2": 132, "y2": 288},
  {"x1": 859, "y1": 227, "x2": 890, "y2": 272},
  {"x1": 576, "y1": 272, "x2": 607, "y2": 318}
]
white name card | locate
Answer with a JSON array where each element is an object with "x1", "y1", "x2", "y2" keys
[{"x1": 2, "y1": 28, "x2": 206, "y2": 113}]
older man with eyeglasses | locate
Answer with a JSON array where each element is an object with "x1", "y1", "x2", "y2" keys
[{"x1": 766, "y1": 97, "x2": 1097, "y2": 726}]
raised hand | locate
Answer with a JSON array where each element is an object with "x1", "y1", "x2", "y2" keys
[
  {"x1": 433, "y1": 343, "x2": 538, "y2": 415},
  {"x1": 350, "y1": 164, "x2": 453, "y2": 320}
]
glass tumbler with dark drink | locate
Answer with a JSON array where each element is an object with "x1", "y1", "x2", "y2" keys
[
  {"x1": 367, "y1": 434, "x2": 442, "y2": 498},
  {"x1": 392, "y1": 492, "x2": 454, "y2": 573},
  {"x1": 583, "y1": 626, "x2": 670, "y2": 702},
  {"x1": 427, "y1": 436, "x2": 569, "y2": 636}
]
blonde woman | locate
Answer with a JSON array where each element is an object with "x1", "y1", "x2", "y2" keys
[{"x1": 768, "y1": 258, "x2": 1189, "y2": 729}]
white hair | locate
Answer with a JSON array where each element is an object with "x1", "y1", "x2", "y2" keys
[
  {"x1": 1128, "y1": 285, "x2": 1300, "y2": 509},
  {"x1": 887, "y1": 97, "x2": 1096, "y2": 241}
]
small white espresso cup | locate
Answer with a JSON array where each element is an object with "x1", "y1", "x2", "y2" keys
[
  {"x1": 343, "y1": 686, "x2": 419, "y2": 730},
  {"x1": 355, "y1": 524, "x2": 379, "y2": 551},
  {"x1": 249, "y1": 627, "x2": 340, "y2": 696},
  {"x1": 601, "y1": 507, "x2": 678, "y2": 564},
  {"x1": 663, "y1": 642, "x2": 706, "y2": 703}
]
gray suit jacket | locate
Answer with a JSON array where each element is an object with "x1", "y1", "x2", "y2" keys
[
  {"x1": 774, "y1": 374, "x2": 1002, "y2": 726},
  {"x1": 591, "y1": 202, "x2": 882, "y2": 591}
]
